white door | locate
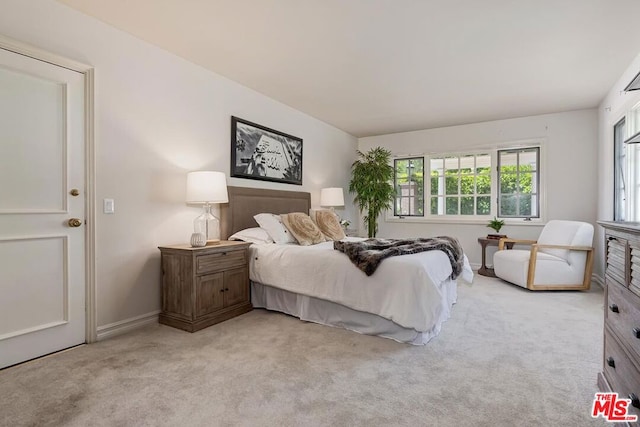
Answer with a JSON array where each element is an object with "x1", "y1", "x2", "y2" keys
[{"x1": 0, "y1": 47, "x2": 86, "y2": 369}]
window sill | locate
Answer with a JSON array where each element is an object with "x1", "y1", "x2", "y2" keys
[{"x1": 385, "y1": 216, "x2": 545, "y2": 226}]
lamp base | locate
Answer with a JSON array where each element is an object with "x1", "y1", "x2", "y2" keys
[{"x1": 194, "y1": 204, "x2": 221, "y2": 242}]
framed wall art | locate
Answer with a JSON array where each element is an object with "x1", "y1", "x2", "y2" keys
[{"x1": 230, "y1": 116, "x2": 303, "y2": 185}]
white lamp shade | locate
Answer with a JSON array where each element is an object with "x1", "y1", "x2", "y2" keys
[
  {"x1": 186, "y1": 171, "x2": 229, "y2": 203},
  {"x1": 320, "y1": 187, "x2": 344, "y2": 207}
]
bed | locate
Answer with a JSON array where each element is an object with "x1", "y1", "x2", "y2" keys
[{"x1": 220, "y1": 186, "x2": 473, "y2": 344}]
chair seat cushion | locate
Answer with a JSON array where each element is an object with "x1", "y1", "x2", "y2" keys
[{"x1": 493, "y1": 249, "x2": 581, "y2": 288}]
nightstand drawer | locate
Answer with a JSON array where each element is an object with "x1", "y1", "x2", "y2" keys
[
  {"x1": 607, "y1": 280, "x2": 640, "y2": 361},
  {"x1": 196, "y1": 250, "x2": 245, "y2": 274}
]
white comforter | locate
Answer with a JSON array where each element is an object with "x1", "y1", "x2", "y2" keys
[{"x1": 249, "y1": 237, "x2": 473, "y2": 332}]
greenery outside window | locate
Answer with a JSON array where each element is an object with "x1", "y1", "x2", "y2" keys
[
  {"x1": 429, "y1": 154, "x2": 491, "y2": 216},
  {"x1": 394, "y1": 157, "x2": 424, "y2": 216},
  {"x1": 497, "y1": 147, "x2": 540, "y2": 218},
  {"x1": 390, "y1": 144, "x2": 543, "y2": 222}
]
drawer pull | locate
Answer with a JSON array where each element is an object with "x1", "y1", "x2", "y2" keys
[
  {"x1": 634, "y1": 328, "x2": 640, "y2": 339},
  {"x1": 630, "y1": 393, "x2": 640, "y2": 409},
  {"x1": 222, "y1": 252, "x2": 227, "y2": 256},
  {"x1": 607, "y1": 357, "x2": 616, "y2": 368},
  {"x1": 220, "y1": 289, "x2": 224, "y2": 293},
  {"x1": 609, "y1": 304, "x2": 620, "y2": 313},
  {"x1": 225, "y1": 288, "x2": 229, "y2": 291}
]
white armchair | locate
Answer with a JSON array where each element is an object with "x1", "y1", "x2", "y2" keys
[{"x1": 493, "y1": 220, "x2": 594, "y2": 291}]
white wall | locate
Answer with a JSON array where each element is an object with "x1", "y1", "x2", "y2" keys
[
  {"x1": 0, "y1": 0, "x2": 358, "y2": 329},
  {"x1": 597, "y1": 53, "x2": 640, "y2": 276},
  {"x1": 359, "y1": 109, "x2": 600, "y2": 274}
]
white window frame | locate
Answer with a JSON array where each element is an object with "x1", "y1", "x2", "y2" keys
[
  {"x1": 427, "y1": 151, "x2": 493, "y2": 220},
  {"x1": 497, "y1": 147, "x2": 541, "y2": 219},
  {"x1": 613, "y1": 118, "x2": 626, "y2": 221},
  {"x1": 629, "y1": 143, "x2": 640, "y2": 221},
  {"x1": 610, "y1": 98, "x2": 640, "y2": 223},
  {"x1": 386, "y1": 140, "x2": 546, "y2": 225},
  {"x1": 393, "y1": 157, "x2": 425, "y2": 217}
]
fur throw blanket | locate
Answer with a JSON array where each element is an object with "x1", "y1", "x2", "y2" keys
[{"x1": 334, "y1": 236, "x2": 465, "y2": 278}]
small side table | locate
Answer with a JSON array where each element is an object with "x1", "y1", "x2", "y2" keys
[
  {"x1": 158, "y1": 241, "x2": 252, "y2": 332},
  {"x1": 477, "y1": 237, "x2": 514, "y2": 277}
]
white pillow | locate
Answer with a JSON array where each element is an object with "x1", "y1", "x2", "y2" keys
[
  {"x1": 253, "y1": 213, "x2": 297, "y2": 244},
  {"x1": 228, "y1": 227, "x2": 274, "y2": 244}
]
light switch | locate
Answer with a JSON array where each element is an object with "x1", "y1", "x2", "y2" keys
[{"x1": 103, "y1": 198, "x2": 115, "y2": 214}]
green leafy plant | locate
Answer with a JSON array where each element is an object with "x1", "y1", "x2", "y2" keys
[
  {"x1": 487, "y1": 216, "x2": 505, "y2": 233},
  {"x1": 349, "y1": 147, "x2": 395, "y2": 238}
]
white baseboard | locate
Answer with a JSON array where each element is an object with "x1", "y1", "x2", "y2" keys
[
  {"x1": 591, "y1": 274, "x2": 604, "y2": 289},
  {"x1": 96, "y1": 310, "x2": 160, "y2": 341}
]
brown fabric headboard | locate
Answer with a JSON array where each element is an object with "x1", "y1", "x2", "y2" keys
[{"x1": 220, "y1": 186, "x2": 311, "y2": 239}]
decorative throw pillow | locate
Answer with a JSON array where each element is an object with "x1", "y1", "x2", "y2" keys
[
  {"x1": 253, "y1": 213, "x2": 297, "y2": 244},
  {"x1": 314, "y1": 210, "x2": 346, "y2": 241},
  {"x1": 229, "y1": 227, "x2": 274, "y2": 244},
  {"x1": 280, "y1": 213, "x2": 326, "y2": 246}
]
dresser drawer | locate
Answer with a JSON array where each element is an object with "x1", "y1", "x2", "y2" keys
[
  {"x1": 196, "y1": 249, "x2": 246, "y2": 274},
  {"x1": 603, "y1": 329, "x2": 640, "y2": 421},
  {"x1": 631, "y1": 243, "x2": 640, "y2": 298},
  {"x1": 606, "y1": 234, "x2": 627, "y2": 287},
  {"x1": 608, "y1": 281, "x2": 640, "y2": 361}
]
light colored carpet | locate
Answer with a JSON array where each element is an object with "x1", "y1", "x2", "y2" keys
[{"x1": 0, "y1": 275, "x2": 607, "y2": 427}]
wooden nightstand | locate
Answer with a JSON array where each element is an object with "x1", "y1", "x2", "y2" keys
[{"x1": 158, "y1": 241, "x2": 252, "y2": 332}]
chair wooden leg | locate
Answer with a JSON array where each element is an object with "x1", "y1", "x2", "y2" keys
[
  {"x1": 527, "y1": 248, "x2": 594, "y2": 291},
  {"x1": 526, "y1": 246, "x2": 538, "y2": 290},
  {"x1": 582, "y1": 248, "x2": 594, "y2": 290}
]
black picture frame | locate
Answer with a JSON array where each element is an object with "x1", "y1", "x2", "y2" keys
[{"x1": 230, "y1": 116, "x2": 303, "y2": 185}]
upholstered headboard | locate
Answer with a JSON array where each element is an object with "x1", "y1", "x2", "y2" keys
[{"x1": 220, "y1": 186, "x2": 311, "y2": 239}]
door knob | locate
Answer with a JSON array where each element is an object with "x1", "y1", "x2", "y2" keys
[{"x1": 68, "y1": 218, "x2": 82, "y2": 227}]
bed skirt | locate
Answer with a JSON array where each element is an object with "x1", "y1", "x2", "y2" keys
[{"x1": 250, "y1": 280, "x2": 457, "y2": 345}]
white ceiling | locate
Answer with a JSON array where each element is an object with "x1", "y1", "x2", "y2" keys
[{"x1": 58, "y1": 0, "x2": 640, "y2": 137}]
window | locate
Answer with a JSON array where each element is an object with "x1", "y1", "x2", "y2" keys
[
  {"x1": 391, "y1": 144, "x2": 543, "y2": 221},
  {"x1": 631, "y1": 144, "x2": 640, "y2": 220},
  {"x1": 614, "y1": 118, "x2": 626, "y2": 221},
  {"x1": 394, "y1": 157, "x2": 424, "y2": 216},
  {"x1": 429, "y1": 154, "x2": 491, "y2": 216},
  {"x1": 615, "y1": 102, "x2": 640, "y2": 222},
  {"x1": 497, "y1": 147, "x2": 540, "y2": 218}
]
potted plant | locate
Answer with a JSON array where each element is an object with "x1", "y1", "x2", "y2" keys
[
  {"x1": 349, "y1": 147, "x2": 395, "y2": 238},
  {"x1": 487, "y1": 217, "x2": 506, "y2": 239}
]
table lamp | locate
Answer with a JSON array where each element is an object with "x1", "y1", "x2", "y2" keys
[
  {"x1": 320, "y1": 187, "x2": 344, "y2": 212},
  {"x1": 186, "y1": 171, "x2": 228, "y2": 244}
]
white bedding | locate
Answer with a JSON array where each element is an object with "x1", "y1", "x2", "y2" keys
[{"x1": 249, "y1": 237, "x2": 473, "y2": 332}]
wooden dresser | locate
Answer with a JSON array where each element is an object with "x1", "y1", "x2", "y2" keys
[
  {"x1": 158, "y1": 241, "x2": 252, "y2": 332},
  {"x1": 599, "y1": 221, "x2": 640, "y2": 421}
]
